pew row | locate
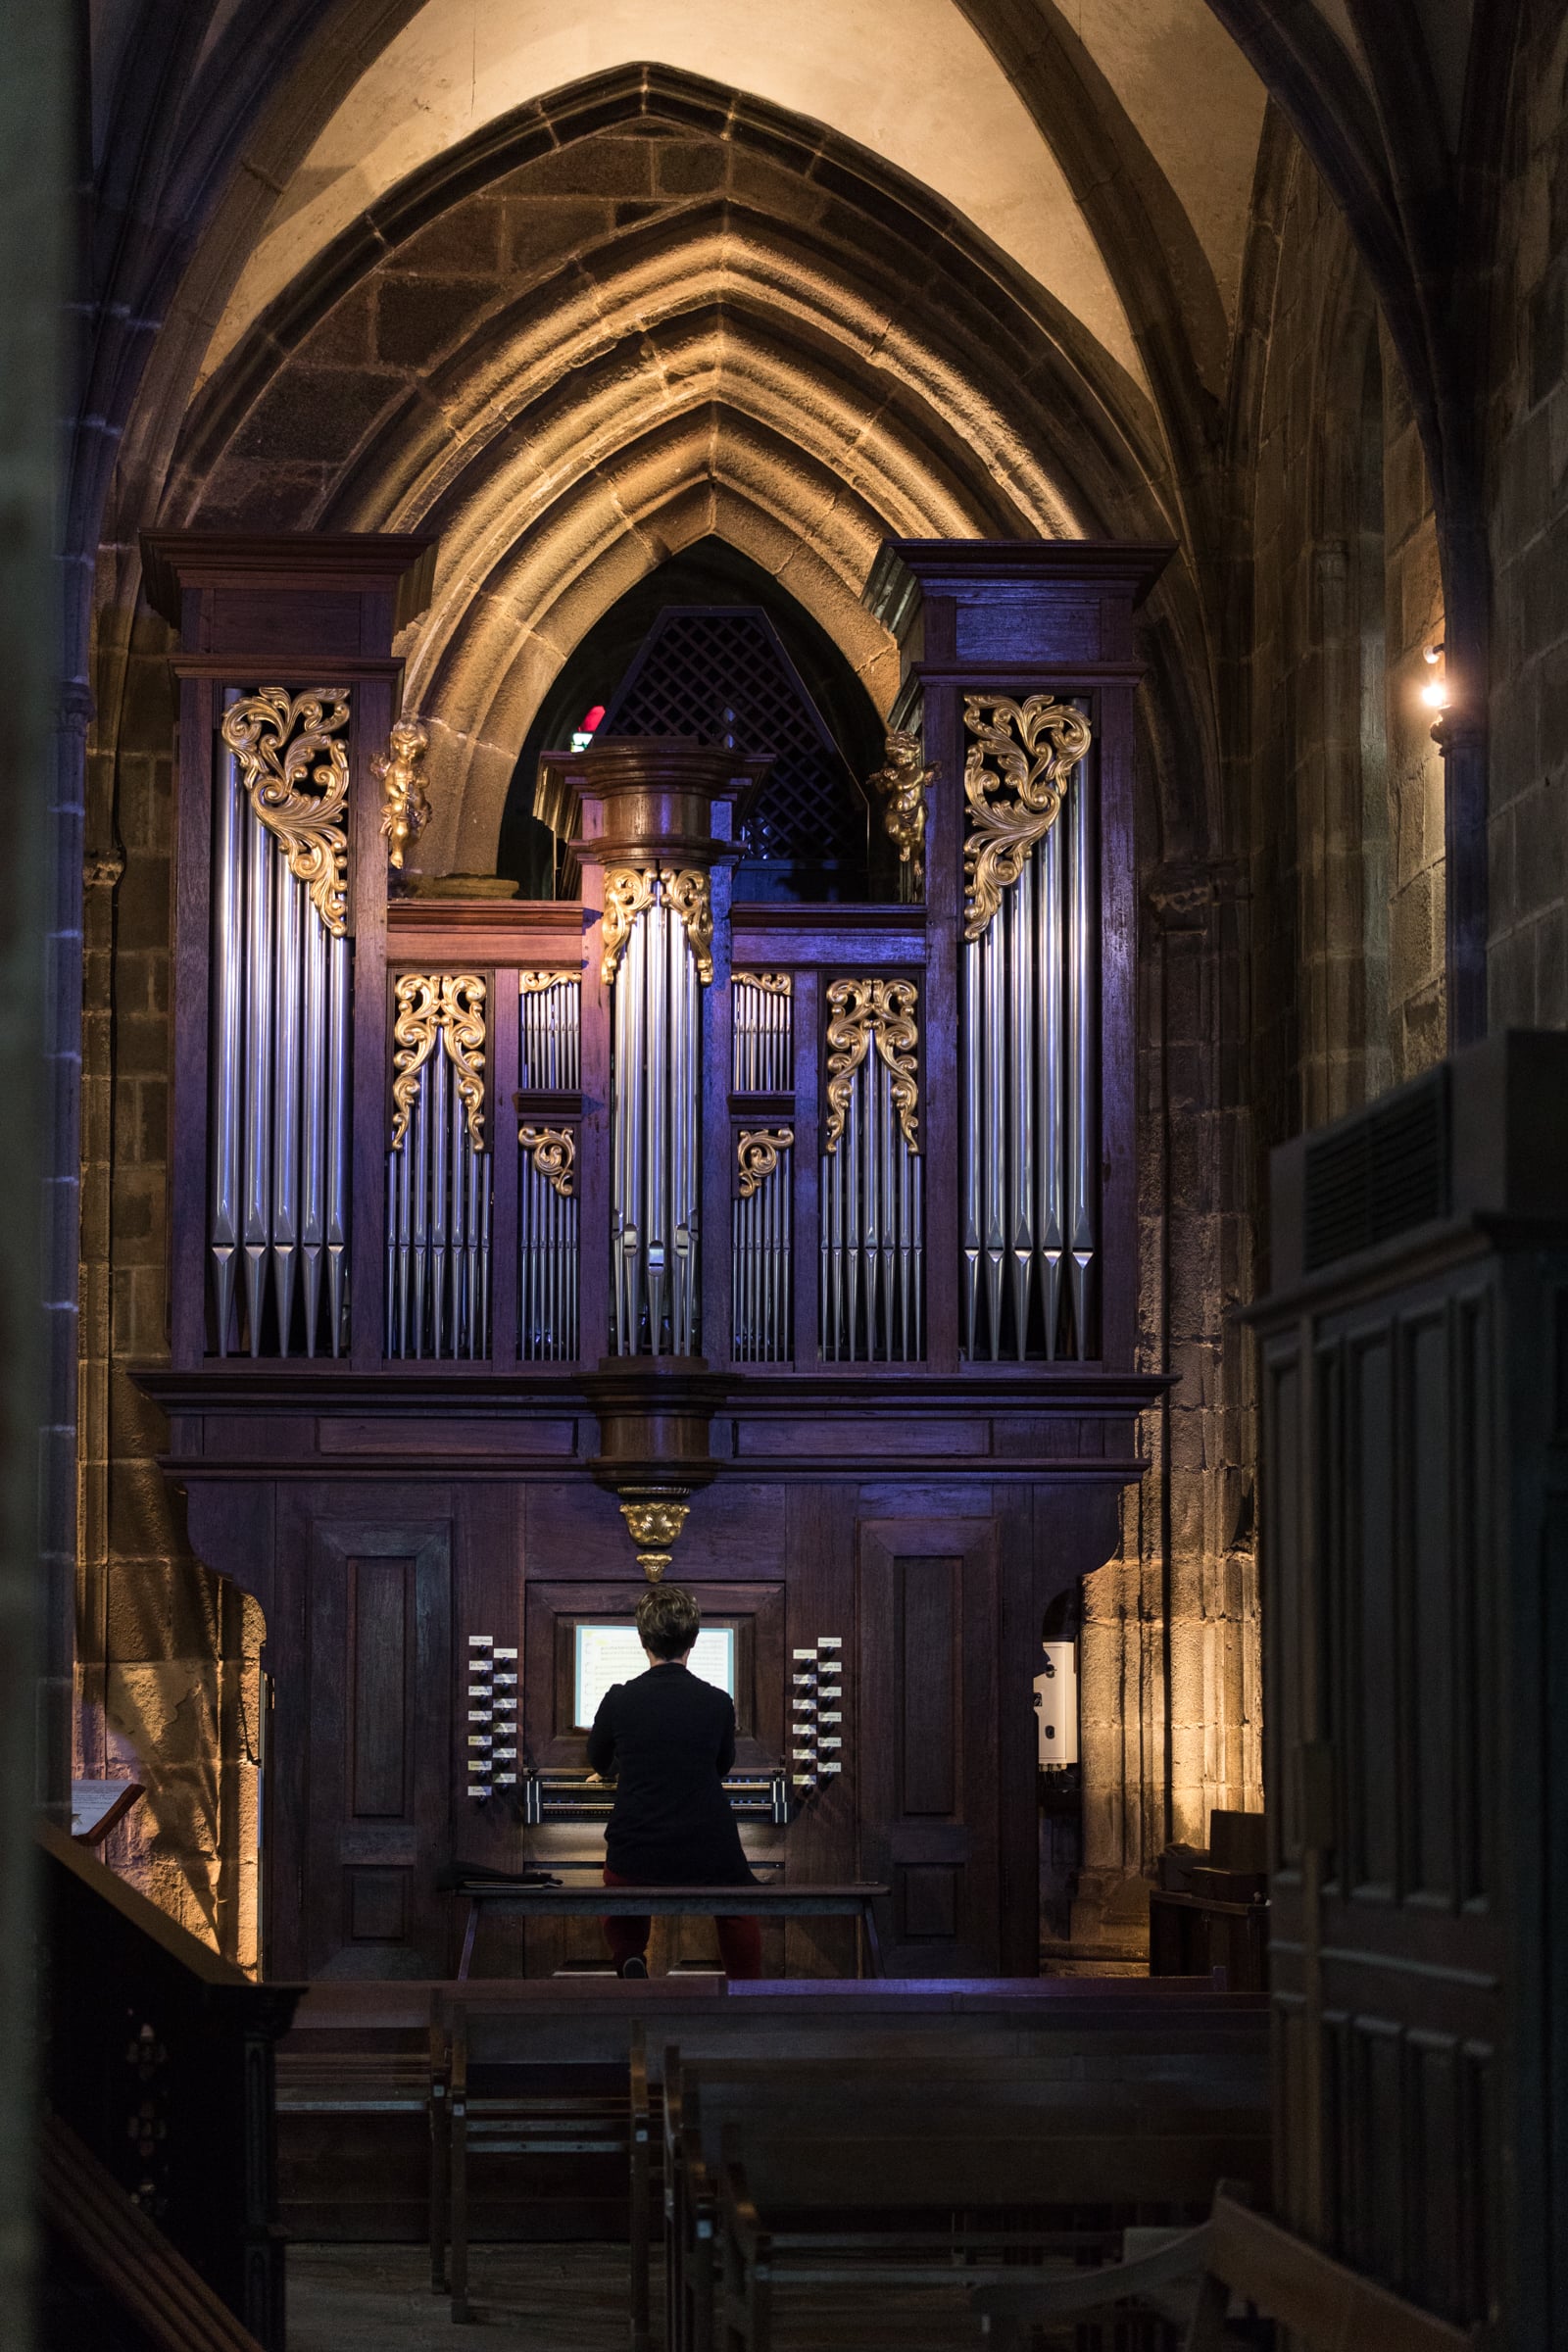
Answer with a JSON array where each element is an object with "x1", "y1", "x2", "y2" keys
[{"x1": 661, "y1": 2032, "x2": 1271, "y2": 2352}]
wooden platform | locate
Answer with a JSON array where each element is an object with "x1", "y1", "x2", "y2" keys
[{"x1": 278, "y1": 1976, "x2": 1269, "y2": 2244}]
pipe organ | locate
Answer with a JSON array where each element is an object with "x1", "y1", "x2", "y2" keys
[{"x1": 139, "y1": 529, "x2": 1169, "y2": 1984}]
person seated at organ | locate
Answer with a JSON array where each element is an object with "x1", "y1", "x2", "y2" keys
[{"x1": 588, "y1": 1585, "x2": 761, "y2": 1981}]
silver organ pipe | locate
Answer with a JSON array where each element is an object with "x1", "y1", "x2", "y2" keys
[
  {"x1": 517, "y1": 974, "x2": 580, "y2": 1363},
  {"x1": 960, "y1": 695, "x2": 1094, "y2": 1360},
  {"x1": 610, "y1": 875, "x2": 704, "y2": 1357},
  {"x1": 211, "y1": 686, "x2": 352, "y2": 1358},
  {"x1": 299, "y1": 903, "x2": 327, "y2": 1356},
  {"x1": 325, "y1": 927, "x2": 350, "y2": 1352},
  {"x1": 731, "y1": 971, "x2": 792, "y2": 1092},
  {"x1": 241, "y1": 780, "x2": 274, "y2": 1352},
  {"x1": 819, "y1": 978, "x2": 922, "y2": 1362},
  {"x1": 1066, "y1": 740, "x2": 1096, "y2": 1353},
  {"x1": 730, "y1": 975, "x2": 794, "y2": 1361},
  {"x1": 209, "y1": 692, "x2": 244, "y2": 1353},
  {"x1": 383, "y1": 972, "x2": 491, "y2": 1361}
]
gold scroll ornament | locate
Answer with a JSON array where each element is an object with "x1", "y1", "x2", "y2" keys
[
  {"x1": 220, "y1": 687, "x2": 351, "y2": 935},
  {"x1": 735, "y1": 970, "x2": 792, "y2": 996},
  {"x1": 518, "y1": 1124, "x2": 576, "y2": 1198},
  {"x1": 866, "y1": 728, "x2": 938, "y2": 895},
  {"x1": 736, "y1": 1128, "x2": 794, "y2": 1198},
  {"x1": 823, "y1": 978, "x2": 919, "y2": 1156},
  {"x1": 601, "y1": 865, "x2": 714, "y2": 985},
  {"x1": 961, "y1": 694, "x2": 1092, "y2": 942},
  {"x1": 372, "y1": 715, "x2": 430, "y2": 871},
  {"x1": 390, "y1": 972, "x2": 487, "y2": 1152},
  {"x1": 619, "y1": 1497, "x2": 690, "y2": 1584}
]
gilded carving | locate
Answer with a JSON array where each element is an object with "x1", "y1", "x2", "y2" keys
[
  {"x1": 519, "y1": 969, "x2": 578, "y2": 993},
  {"x1": 735, "y1": 971, "x2": 792, "y2": 996},
  {"x1": 518, "y1": 1123, "x2": 576, "y2": 1198},
  {"x1": 441, "y1": 973, "x2": 487, "y2": 1151},
  {"x1": 961, "y1": 694, "x2": 1092, "y2": 942},
  {"x1": 220, "y1": 687, "x2": 352, "y2": 935},
  {"x1": 823, "y1": 978, "x2": 919, "y2": 1156},
  {"x1": 660, "y1": 865, "x2": 714, "y2": 983},
  {"x1": 601, "y1": 866, "x2": 657, "y2": 985},
  {"x1": 866, "y1": 728, "x2": 937, "y2": 895},
  {"x1": 390, "y1": 971, "x2": 487, "y2": 1152},
  {"x1": 736, "y1": 1128, "x2": 794, "y2": 1198},
  {"x1": 372, "y1": 714, "x2": 430, "y2": 871},
  {"x1": 619, "y1": 1497, "x2": 691, "y2": 1584}
]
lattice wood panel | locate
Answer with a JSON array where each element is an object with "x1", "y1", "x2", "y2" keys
[{"x1": 601, "y1": 606, "x2": 864, "y2": 870}]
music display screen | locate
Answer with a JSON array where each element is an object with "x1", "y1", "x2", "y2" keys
[{"x1": 571, "y1": 1622, "x2": 737, "y2": 1731}]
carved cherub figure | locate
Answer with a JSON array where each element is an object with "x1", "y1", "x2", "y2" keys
[
  {"x1": 373, "y1": 715, "x2": 431, "y2": 871},
  {"x1": 866, "y1": 727, "x2": 937, "y2": 896}
]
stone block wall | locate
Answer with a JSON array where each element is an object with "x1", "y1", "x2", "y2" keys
[
  {"x1": 76, "y1": 607, "x2": 262, "y2": 1969},
  {"x1": 1487, "y1": 3, "x2": 1568, "y2": 1025}
]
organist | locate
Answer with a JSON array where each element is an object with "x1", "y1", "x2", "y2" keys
[{"x1": 587, "y1": 1585, "x2": 762, "y2": 1980}]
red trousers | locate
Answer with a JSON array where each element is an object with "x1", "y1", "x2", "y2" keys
[{"x1": 601, "y1": 1867, "x2": 763, "y2": 1980}]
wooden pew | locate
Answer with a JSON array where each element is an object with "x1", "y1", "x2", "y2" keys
[
  {"x1": 663, "y1": 2049, "x2": 1269, "y2": 2352},
  {"x1": 713, "y1": 2120, "x2": 1269, "y2": 2352},
  {"x1": 655, "y1": 2012, "x2": 1267, "y2": 2352},
  {"x1": 970, "y1": 2185, "x2": 1483, "y2": 2350},
  {"x1": 431, "y1": 1997, "x2": 634, "y2": 2322}
]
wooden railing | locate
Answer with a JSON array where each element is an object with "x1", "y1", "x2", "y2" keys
[{"x1": 39, "y1": 1822, "x2": 301, "y2": 2351}]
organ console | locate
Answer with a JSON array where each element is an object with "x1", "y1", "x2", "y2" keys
[{"x1": 138, "y1": 527, "x2": 1169, "y2": 1982}]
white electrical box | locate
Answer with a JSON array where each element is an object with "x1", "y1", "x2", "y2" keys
[{"x1": 1033, "y1": 1642, "x2": 1078, "y2": 1768}]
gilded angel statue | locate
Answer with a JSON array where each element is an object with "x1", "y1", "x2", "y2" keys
[
  {"x1": 866, "y1": 727, "x2": 937, "y2": 897},
  {"x1": 373, "y1": 715, "x2": 431, "y2": 871}
]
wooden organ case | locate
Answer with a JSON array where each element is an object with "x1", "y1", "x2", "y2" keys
[{"x1": 138, "y1": 531, "x2": 1169, "y2": 1982}]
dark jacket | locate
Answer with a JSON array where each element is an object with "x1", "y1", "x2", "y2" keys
[{"x1": 587, "y1": 1663, "x2": 755, "y2": 1886}]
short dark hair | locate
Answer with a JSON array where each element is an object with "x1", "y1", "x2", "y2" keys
[{"x1": 636, "y1": 1584, "x2": 701, "y2": 1659}]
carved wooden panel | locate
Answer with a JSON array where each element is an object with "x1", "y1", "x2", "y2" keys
[
  {"x1": 1265, "y1": 1273, "x2": 1504, "y2": 2327},
  {"x1": 300, "y1": 1521, "x2": 452, "y2": 1978},
  {"x1": 855, "y1": 1519, "x2": 1000, "y2": 1974}
]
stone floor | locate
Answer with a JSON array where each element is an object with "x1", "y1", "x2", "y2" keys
[
  {"x1": 288, "y1": 2243, "x2": 631, "y2": 2349},
  {"x1": 287, "y1": 2241, "x2": 982, "y2": 2349}
]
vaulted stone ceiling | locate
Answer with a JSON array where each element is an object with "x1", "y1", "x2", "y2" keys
[
  {"x1": 104, "y1": 0, "x2": 1481, "y2": 883},
  {"x1": 202, "y1": 0, "x2": 1270, "y2": 400}
]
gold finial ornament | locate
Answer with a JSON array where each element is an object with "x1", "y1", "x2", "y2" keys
[
  {"x1": 220, "y1": 687, "x2": 352, "y2": 935},
  {"x1": 619, "y1": 1498, "x2": 691, "y2": 1583},
  {"x1": 737, "y1": 1128, "x2": 793, "y2": 1198},
  {"x1": 961, "y1": 694, "x2": 1092, "y2": 942},
  {"x1": 823, "y1": 977, "x2": 920, "y2": 1156},
  {"x1": 867, "y1": 728, "x2": 937, "y2": 896},
  {"x1": 518, "y1": 1124, "x2": 576, "y2": 1197},
  {"x1": 601, "y1": 866, "x2": 657, "y2": 984},
  {"x1": 660, "y1": 866, "x2": 714, "y2": 982},
  {"x1": 372, "y1": 715, "x2": 431, "y2": 871},
  {"x1": 390, "y1": 971, "x2": 487, "y2": 1152}
]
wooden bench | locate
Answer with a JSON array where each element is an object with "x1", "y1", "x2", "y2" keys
[
  {"x1": 430, "y1": 1998, "x2": 636, "y2": 2323},
  {"x1": 970, "y1": 2184, "x2": 1483, "y2": 2350},
  {"x1": 661, "y1": 2045, "x2": 1269, "y2": 2352},
  {"x1": 651, "y1": 2005, "x2": 1267, "y2": 2352},
  {"x1": 450, "y1": 1879, "x2": 890, "y2": 1979},
  {"x1": 714, "y1": 2120, "x2": 1270, "y2": 2352}
]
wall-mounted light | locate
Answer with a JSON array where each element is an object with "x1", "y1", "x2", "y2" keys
[{"x1": 1420, "y1": 642, "x2": 1447, "y2": 711}]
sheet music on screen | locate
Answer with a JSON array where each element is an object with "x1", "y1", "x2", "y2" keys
[{"x1": 573, "y1": 1623, "x2": 736, "y2": 1730}]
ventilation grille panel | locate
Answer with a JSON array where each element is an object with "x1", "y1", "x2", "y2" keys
[{"x1": 1302, "y1": 1071, "x2": 1450, "y2": 1271}]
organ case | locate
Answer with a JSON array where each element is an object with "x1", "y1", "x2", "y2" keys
[{"x1": 138, "y1": 530, "x2": 1169, "y2": 1982}]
